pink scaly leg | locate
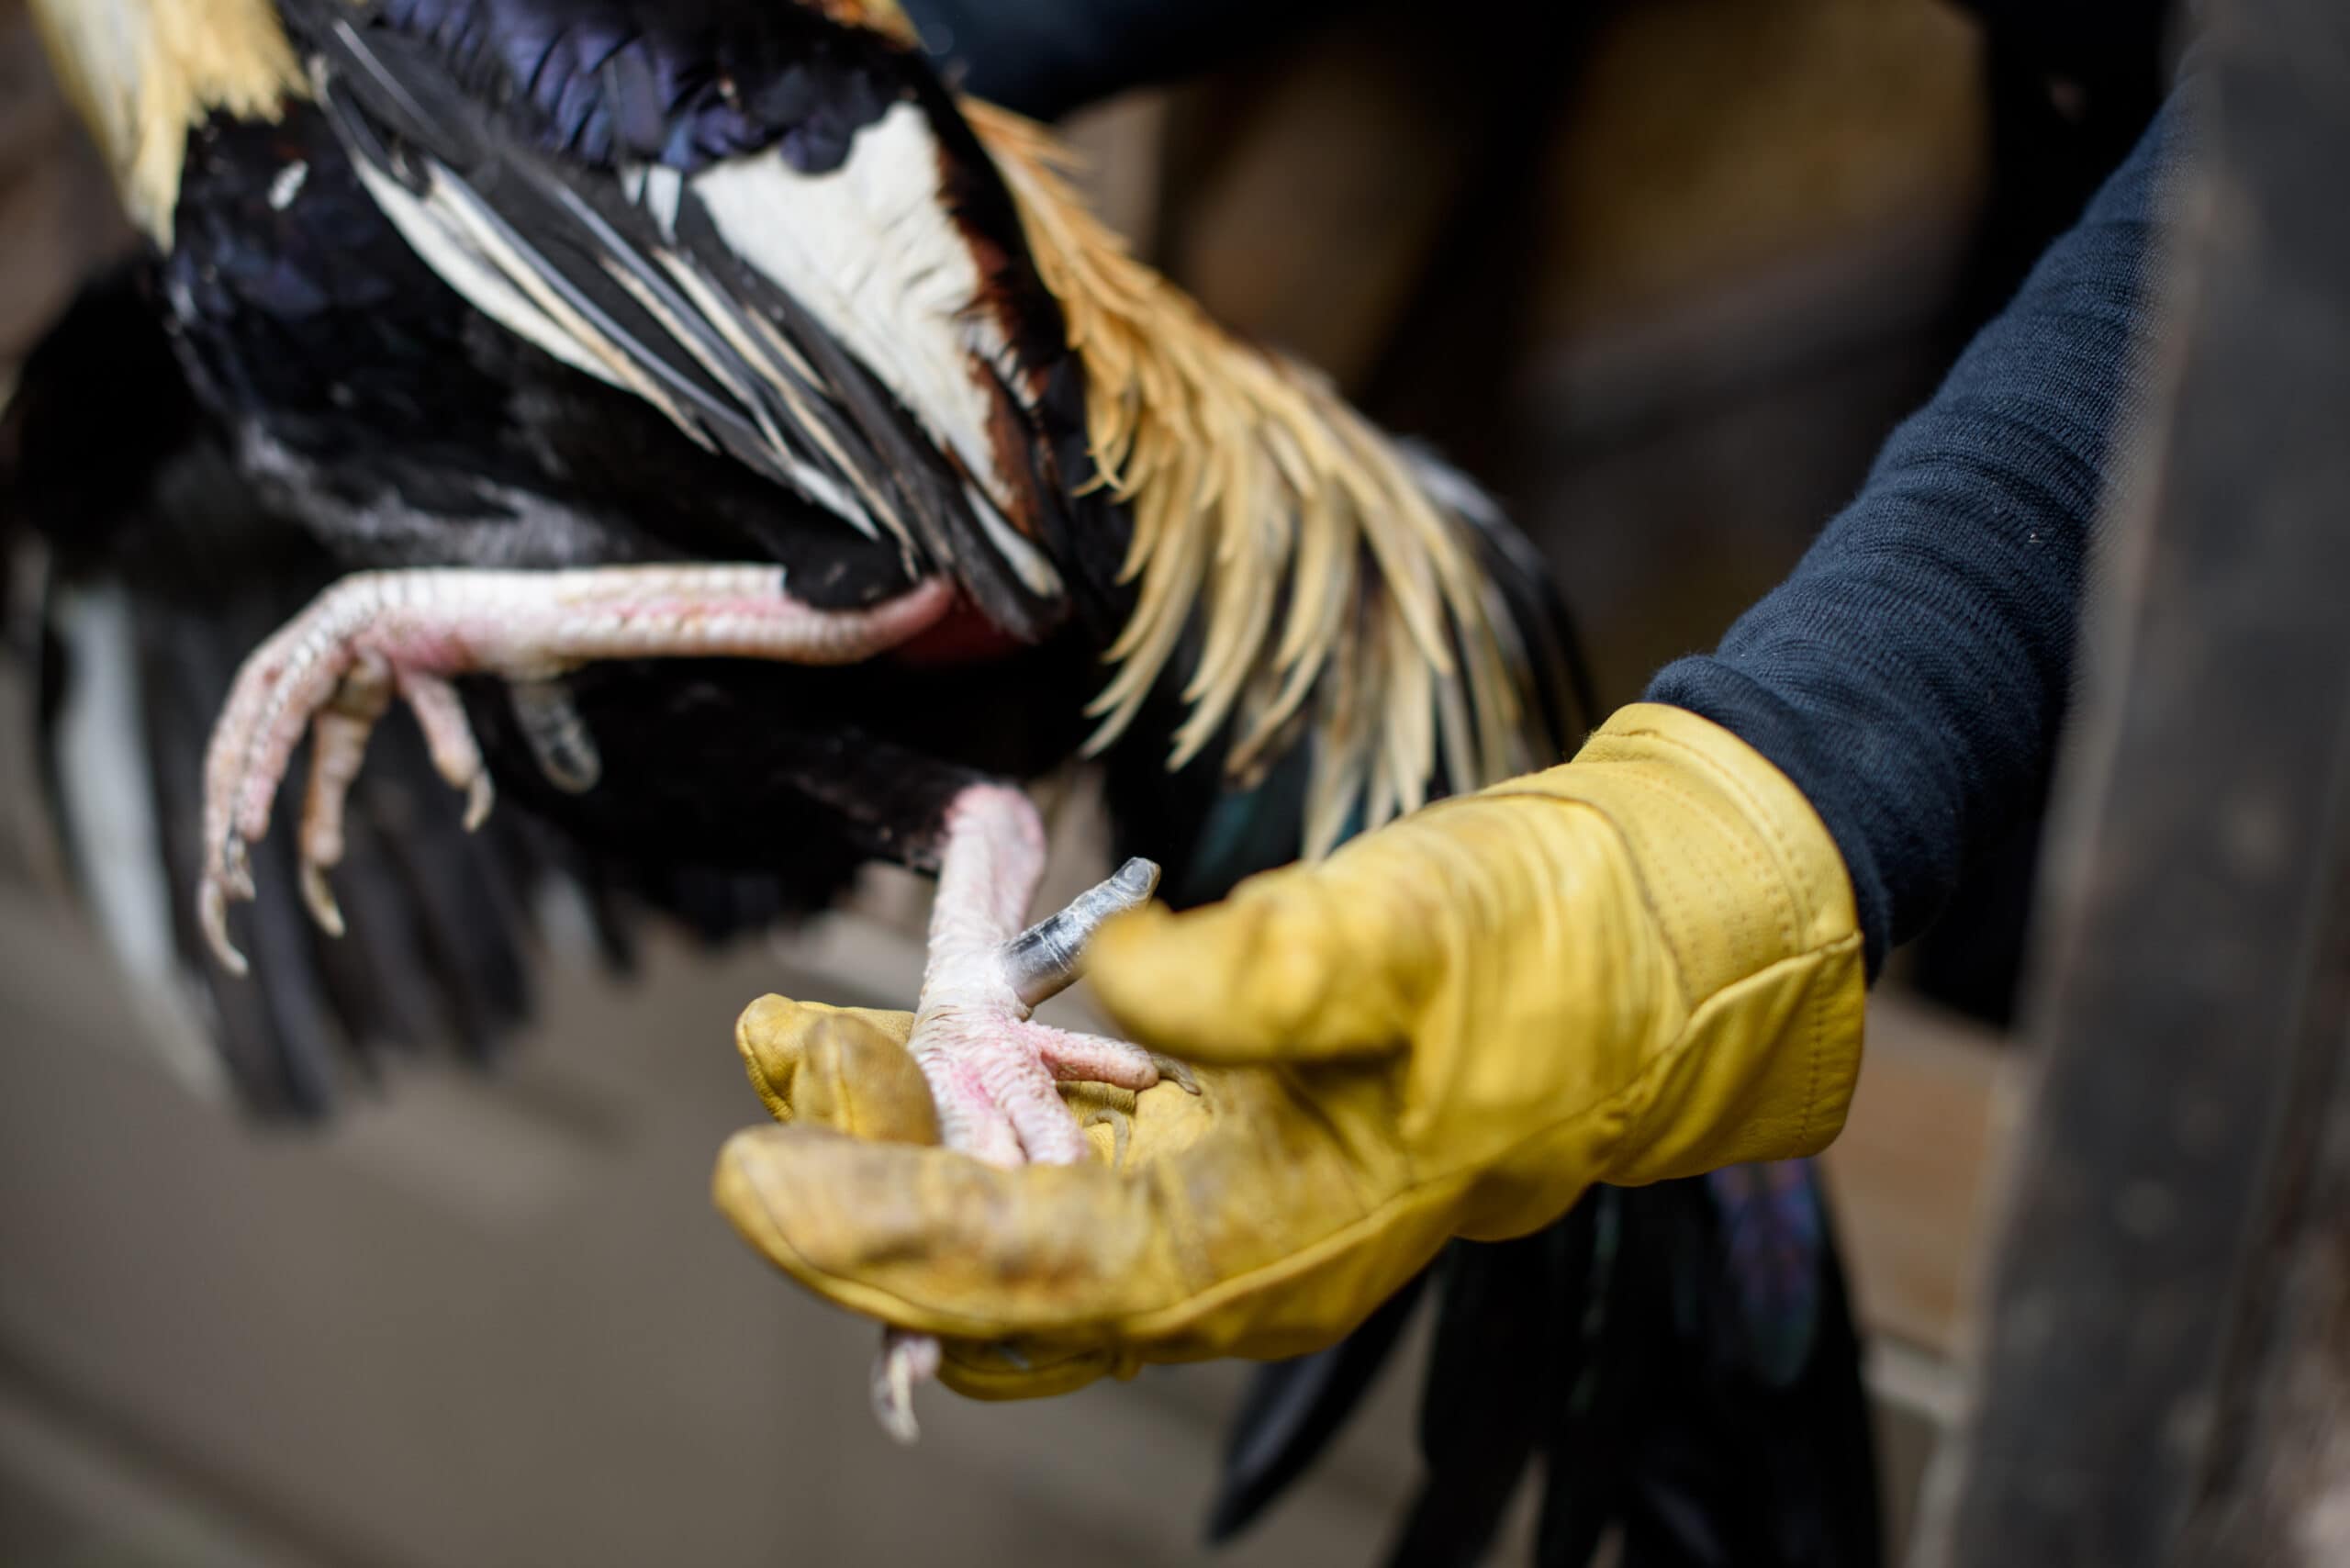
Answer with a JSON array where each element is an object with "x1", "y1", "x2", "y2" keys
[
  {"x1": 872, "y1": 787, "x2": 1190, "y2": 1442},
  {"x1": 198, "y1": 565, "x2": 953, "y2": 971}
]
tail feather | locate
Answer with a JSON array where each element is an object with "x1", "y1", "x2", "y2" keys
[
  {"x1": 1385, "y1": 1210, "x2": 1606, "y2": 1568},
  {"x1": 1207, "y1": 1269, "x2": 1431, "y2": 1546},
  {"x1": 1707, "y1": 1160, "x2": 1829, "y2": 1389},
  {"x1": 1532, "y1": 1174, "x2": 1883, "y2": 1568},
  {"x1": 1214, "y1": 1173, "x2": 1882, "y2": 1567}
]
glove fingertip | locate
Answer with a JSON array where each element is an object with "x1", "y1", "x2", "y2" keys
[{"x1": 735, "y1": 995, "x2": 804, "y2": 1124}]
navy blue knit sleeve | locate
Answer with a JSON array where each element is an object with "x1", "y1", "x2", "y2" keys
[{"x1": 1647, "y1": 92, "x2": 2187, "y2": 976}]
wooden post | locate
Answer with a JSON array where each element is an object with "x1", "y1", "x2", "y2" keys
[{"x1": 1910, "y1": 0, "x2": 2350, "y2": 1562}]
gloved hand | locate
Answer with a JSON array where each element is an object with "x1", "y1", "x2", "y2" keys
[{"x1": 712, "y1": 704, "x2": 1866, "y2": 1396}]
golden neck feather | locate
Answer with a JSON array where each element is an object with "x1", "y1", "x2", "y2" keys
[
  {"x1": 29, "y1": 0, "x2": 303, "y2": 243},
  {"x1": 967, "y1": 104, "x2": 1532, "y2": 854}
]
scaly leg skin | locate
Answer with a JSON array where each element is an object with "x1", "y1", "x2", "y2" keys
[
  {"x1": 197, "y1": 565, "x2": 954, "y2": 972},
  {"x1": 871, "y1": 787, "x2": 1192, "y2": 1443}
]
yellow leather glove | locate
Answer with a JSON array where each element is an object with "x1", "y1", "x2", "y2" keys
[{"x1": 713, "y1": 704, "x2": 1866, "y2": 1396}]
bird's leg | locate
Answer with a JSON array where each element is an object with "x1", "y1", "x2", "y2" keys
[
  {"x1": 906, "y1": 787, "x2": 1151, "y2": 1162},
  {"x1": 200, "y1": 565, "x2": 954, "y2": 972},
  {"x1": 872, "y1": 786, "x2": 1187, "y2": 1441}
]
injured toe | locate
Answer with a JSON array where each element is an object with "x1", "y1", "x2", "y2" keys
[{"x1": 873, "y1": 1330, "x2": 942, "y2": 1445}]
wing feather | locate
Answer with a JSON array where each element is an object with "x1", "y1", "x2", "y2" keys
[{"x1": 289, "y1": 3, "x2": 1073, "y2": 637}]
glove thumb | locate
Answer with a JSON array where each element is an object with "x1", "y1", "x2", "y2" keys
[
  {"x1": 1083, "y1": 879, "x2": 1416, "y2": 1066},
  {"x1": 735, "y1": 997, "x2": 939, "y2": 1143}
]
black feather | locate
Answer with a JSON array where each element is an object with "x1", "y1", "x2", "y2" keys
[
  {"x1": 1385, "y1": 1216, "x2": 1604, "y2": 1568},
  {"x1": 274, "y1": 0, "x2": 1089, "y2": 640},
  {"x1": 1527, "y1": 1181, "x2": 1882, "y2": 1568},
  {"x1": 352, "y1": 0, "x2": 902, "y2": 174},
  {"x1": 1208, "y1": 1270, "x2": 1431, "y2": 1545}
]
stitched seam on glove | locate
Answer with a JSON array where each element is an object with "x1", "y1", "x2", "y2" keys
[
  {"x1": 1617, "y1": 723, "x2": 1860, "y2": 1151},
  {"x1": 1465, "y1": 749, "x2": 1809, "y2": 991},
  {"x1": 1602, "y1": 718, "x2": 1860, "y2": 1166},
  {"x1": 1621, "y1": 712, "x2": 1852, "y2": 944},
  {"x1": 1590, "y1": 927, "x2": 1863, "y2": 1182},
  {"x1": 1622, "y1": 737, "x2": 1802, "y2": 946},
  {"x1": 739, "y1": 1022, "x2": 795, "y2": 1126},
  {"x1": 1812, "y1": 935, "x2": 1867, "y2": 1148},
  {"x1": 1594, "y1": 761, "x2": 1790, "y2": 995}
]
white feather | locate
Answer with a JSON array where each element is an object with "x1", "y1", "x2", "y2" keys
[
  {"x1": 964, "y1": 481, "x2": 1063, "y2": 598},
  {"x1": 640, "y1": 162, "x2": 683, "y2": 241},
  {"x1": 268, "y1": 158, "x2": 309, "y2": 210},
  {"x1": 356, "y1": 146, "x2": 902, "y2": 540},
  {"x1": 693, "y1": 101, "x2": 1060, "y2": 595},
  {"x1": 654, "y1": 248, "x2": 900, "y2": 537},
  {"x1": 352, "y1": 156, "x2": 628, "y2": 391},
  {"x1": 50, "y1": 586, "x2": 232, "y2": 1099},
  {"x1": 330, "y1": 78, "x2": 1060, "y2": 590}
]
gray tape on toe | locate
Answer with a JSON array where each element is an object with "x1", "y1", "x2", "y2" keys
[{"x1": 1002, "y1": 857, "x2": 1162, "y2": 1009}]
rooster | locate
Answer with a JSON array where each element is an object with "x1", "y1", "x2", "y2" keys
[{"x1": 17, "y1": 0, "x2": 1582, "y2": 1435}]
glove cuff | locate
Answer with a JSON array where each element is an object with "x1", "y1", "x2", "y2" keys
[
  {"x1": 1572, "y1": 703, "x2": 1867, "y2": 1180},
  {"x1": 1470, "y1": 701, "x2": 1863, "y2": 1000}
]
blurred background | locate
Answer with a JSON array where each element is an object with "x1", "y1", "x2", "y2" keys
[{"x1": 0, "y1": 0, "x2": 2153, "y2": 1561}]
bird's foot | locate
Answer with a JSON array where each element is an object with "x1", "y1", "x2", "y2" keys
[
  {"x1": 901, "y1": 786, "x2": 1177, "y2": 1166},
  {"x1": 869, "y1": 997, "x2": 1190, "y2": 1445},
  {"x1": 198, "y1": 566, "x2": 954, "y2": 972},
  {"x1": 868, "y1": 787, "x2": 1180, "y2": 1439},
  {"x1": 905, "y1": 994, "x2": 1175, "y2": 1168},
  {"x1": 198, "y1": 596, "x2": 491, "y2": 976}
]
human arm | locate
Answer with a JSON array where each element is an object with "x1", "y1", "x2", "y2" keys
[{"x1": 1650, "y1": 90, "x2": 2185, "y2": 971}]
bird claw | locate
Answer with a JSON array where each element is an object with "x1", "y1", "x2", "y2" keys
[
  {"x1": 872, "y1": 1330, "x2": 940, "y2": 1446},
  {"x1": 870, "y1": 1007, "x2": 1176, "y2": 1437},
  {"x1": 300, "y1": 860, "x2": 346, "y2": 940},
  {"x1": 907, "y1": 1009, "x2": 1171, "y2": 1167},
  {"x1": 870, "y1": 1005, "x2": 1162, "y2": 1442},
  {"x1": 1152, "y1": 1053, "x2": 1203, "y2": 1096},
  {"x1": 460, "y1": 774, "x2": 496, "y2": 833},
  {"x1": 197, "y1": 873, "x2": 247, "y2": 979},
  {"x1": 197, "y1": 585, "x2": 499, "y2": 974}
]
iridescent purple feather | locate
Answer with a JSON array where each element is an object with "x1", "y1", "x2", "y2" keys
[{"x1": 1707, "y1": 1158, "x2": 1827, "y2": 1388}]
